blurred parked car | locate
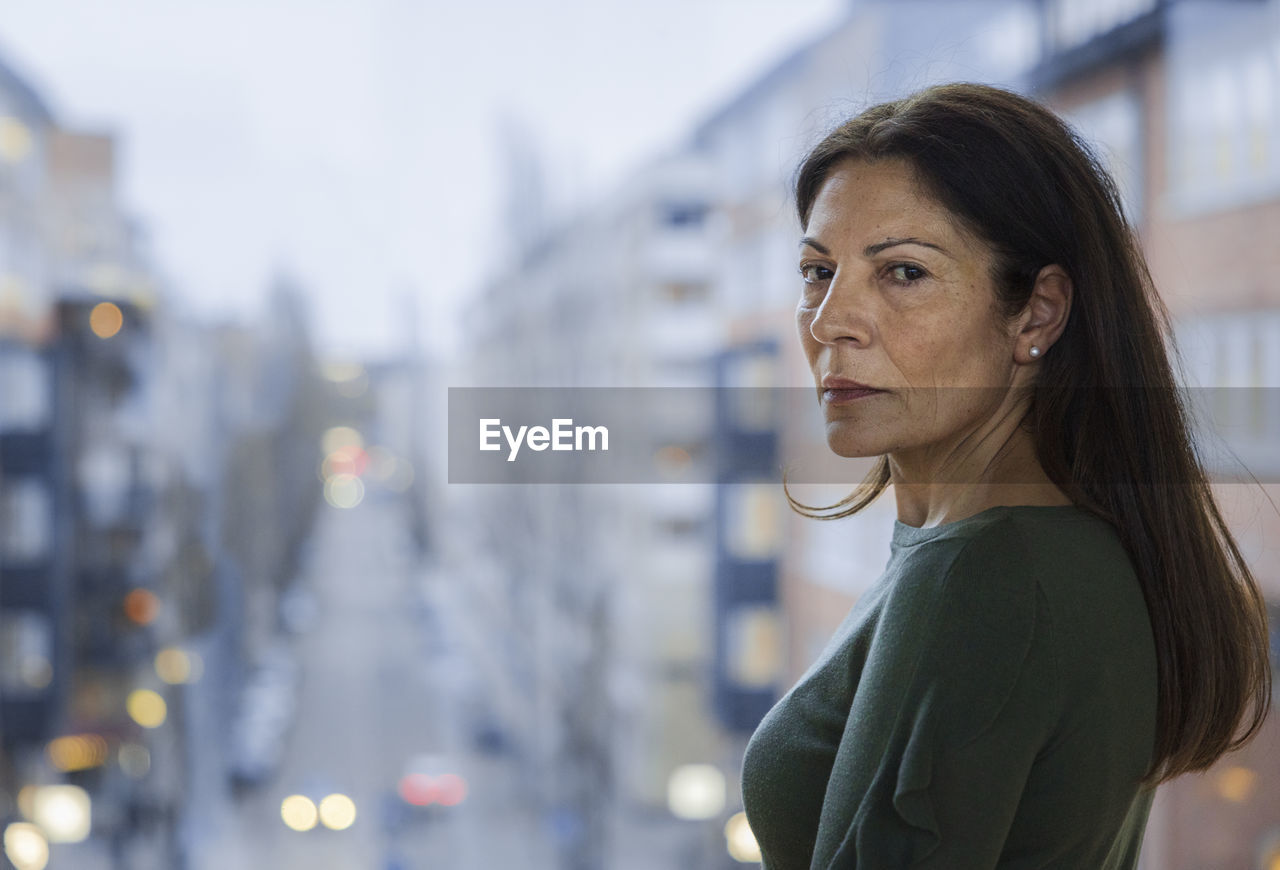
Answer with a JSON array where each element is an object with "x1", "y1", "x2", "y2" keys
[{"x1": 229, "y1": 637, "x2": 301, "y2": 791}]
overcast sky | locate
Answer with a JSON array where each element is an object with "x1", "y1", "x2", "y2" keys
[{"x1": 0, "y1": 0, "x2": 845, "y2": 362}]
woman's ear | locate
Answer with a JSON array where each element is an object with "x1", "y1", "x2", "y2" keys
[{"x1": 1019, "y1": 264, "x2": 1072, "y2": 360}]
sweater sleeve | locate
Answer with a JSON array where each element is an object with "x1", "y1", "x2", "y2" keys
[{"x1": 812, "y1": 525, "x2": 1060, "y2": 870}]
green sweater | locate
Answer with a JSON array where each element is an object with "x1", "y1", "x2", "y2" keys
[{"x1": 741, "y1": 504, "x2": 1158, "y2": 869}]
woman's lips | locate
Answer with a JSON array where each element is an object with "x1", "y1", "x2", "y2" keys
[{"x1": 823, "y1": 388, "x2": 883, "y2": 404}]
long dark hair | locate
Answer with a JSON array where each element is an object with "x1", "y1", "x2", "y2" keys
[{"x1": 782, "y1": 82, "x2": 1271, "y2": 786}]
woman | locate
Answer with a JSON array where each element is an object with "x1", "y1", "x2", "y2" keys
[{"x1": 740, "y1": 83, "x2": 1272, "y2": 869}]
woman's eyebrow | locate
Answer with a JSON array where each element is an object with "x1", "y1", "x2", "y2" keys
[
  {"x1": 864, "y1": 237, "x2": 953, "y2": 258},
  {"x1": 799, "y1": 235, "x2": 954, "y2": 258}
]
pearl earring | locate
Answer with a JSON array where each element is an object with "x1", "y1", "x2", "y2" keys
[{"x1": 1029, "y1": 346, "x2": 1041, "y2": 358}]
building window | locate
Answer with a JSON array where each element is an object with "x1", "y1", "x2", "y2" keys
[
  {"x1": 0, "y1": 478, "x2": 51, "y2": 562},
  {"x1": 660, "y1": 202, "x2": 708, "y2": 228},
  {"x1": 723, "y1": 604, "x2": 782, "y2": 689},
  {"x1": 1169, "y1": 36, "x2": 1280, "y2": 210},
  {"x1": 0, "y1": 346, "x2": 50, "y2": 430},
  {"x1": 722, "y1": 483, "x2": 781, "y2": 561},
  {"x1": 1175, "y1": 310, "x2": 1280, "y2": 450},
  {"x1": 723, "y1": 350, "x2": 776, "y2": 432},
  {"x1": 0, "y1": 611, "x2": 53, "y2": 696}
]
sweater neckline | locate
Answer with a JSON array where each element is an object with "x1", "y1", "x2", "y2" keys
[{"x1": 891, "y1": 503, "x2": 1087, "y2": 548}]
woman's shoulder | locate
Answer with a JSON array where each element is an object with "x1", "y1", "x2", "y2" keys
[
  {"x1": 883, "y1": 503, "x2": 1149, "y2": 674},
  {"x1": 962, "y1": 504, "x2": 1148, "y2": 625},
  {"x1": 887, "y1": 503, "x2": 1154, "y2": 701},
  {"x1": 891, "y1": 503, "x2": 1139, "y2": 601}
]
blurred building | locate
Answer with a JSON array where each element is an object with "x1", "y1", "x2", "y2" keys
[
  {"x1": 0, "y1": 48, "x2": 189, "y2": 867},
  {"x1": 1030, "y1": 0, "x2": 1280, "y2": 867},
  {"x1": 44, "y1": 129, "x2": 154, "y2": 307},
  {"x1": 0, "y1": 54, "x2": 55, "y2": 341},
  {"x1": 0, "y1": 50, "x2": 334, "y2": 870},
  {"x1": 0, "y1": 52, "x2": 60, "y2": 836},
  {"x1": 458, "y1": 145, "x2": 728, "y2": 869}
]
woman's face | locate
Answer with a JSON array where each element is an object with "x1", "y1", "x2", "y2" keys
[{"x1": 796, "y1": 157, "x2": 1024, "y2": 468}]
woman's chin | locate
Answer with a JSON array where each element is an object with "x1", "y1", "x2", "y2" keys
[{"x1": 824, "y1": 435, "x2": 880, "y2": 458}]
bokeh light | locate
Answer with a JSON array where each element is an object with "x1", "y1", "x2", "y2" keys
[
  {"x1": 320, "y1": 361, "x2": 365, "y2": 384},
  {"x1": 324, "y1": 473, "x2": 365, "y2": 509},
  {"x1": 118, "y1": 743, "x2": 151, "y2": 778},
  {"x1": 654, "y1": 445, "x2": 692, "y2": 477},
  {"x1": 435, "y1": 773, "x2": 467, "y2": 807},
  {"x1": 320, "y1": 425, "x2": 364, "y2": 456},
  {"x1": 1216, "y1": 765, "x2": 1257, "y2": 803},
  {"x1": 327, "y1": 365, "x2": 370, "y2": 398},
  {"x1": 20, "y1": 656, "x2": 52, "y2": 690},
  {"x1": 3, "y1": 822, "x2": 48, "y2": 870},
  {"x1": 155, "y1": 647, "x2": 203, "y2": 684},
  {"x1": 15, "y1": 786, "x2": 34, "y2": 821},
  {"x1": 321, "y1": 445, "x2": 369, "y2": 479},
  {"x1": 46, "y1": 734, "x2": 109, "y2": 772},
  {"x1": 667, "y1": 764, "x2": 725, "y2": 820},
  {"x1": 126, "y1": 689, "x2": 167, "y2": 728},
  {"x1": 122, "y1": 588, "x2": 160, "y2": 625},
  {"x1": 88, "y1": 302, "x2": 123, "y2": 339},
  {"x1": 0, "y1": 116, "x2": 33, "y2": 163},
  {"x1": 30, "y1": 785, "x2": 91, "y2": 844},
  {"x1": 318, "y1": 793, "x2": 357, "y2": 830},
  {"x1": 725, "y1": 812, "x2": 762, "y2": 863},
  {"x1": 280, "y1": 795, "x2": 318, "y2": 832},
  {"x1": 398, "y1": 773, "x2": 434, "y2": 806}
]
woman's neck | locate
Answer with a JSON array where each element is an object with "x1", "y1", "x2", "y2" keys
[{"x1": 888, "y1": 422, "x2": 1071, "y2": 528}]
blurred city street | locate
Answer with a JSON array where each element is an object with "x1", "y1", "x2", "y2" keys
[{"x1": 193, "y1": 491, "x2": 552, "y2": 870}]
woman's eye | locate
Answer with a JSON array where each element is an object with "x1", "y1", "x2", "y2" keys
[
  {"x1": 799, "y1": 264, "x2": 833, "y2": 284},
  {"x1": 888, "y1": 263, "x2": 927, "y2": 283}
]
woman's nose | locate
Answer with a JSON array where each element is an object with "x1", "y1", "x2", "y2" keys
[{"x1": 807, "y1": 279, "x2": 870, "y2": 346}]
